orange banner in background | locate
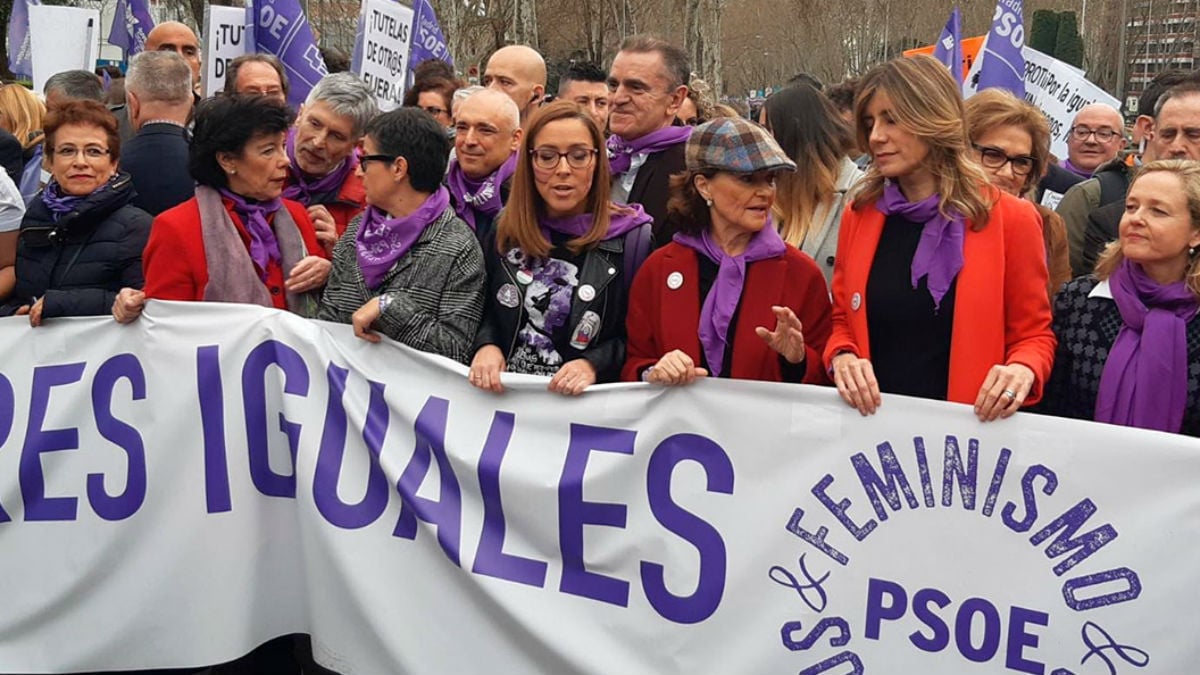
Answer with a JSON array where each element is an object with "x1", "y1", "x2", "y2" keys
[{"x1": 904, "y1": 35, "x2": 985, "y2": 81}]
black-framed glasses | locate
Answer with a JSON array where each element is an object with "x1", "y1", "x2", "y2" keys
[
  {"x1": 530, "y1": 146, "x2": 597, "y2": 170},
  {"x1": 1069, "y1": 126, "x2": 1120, "y2": 143},
  {"x1": 358, "y1": 153, "x2": 397, "y2": 166},
  {"x1": 973, "y1": 144, "x2": 1036, "y2": 176}
]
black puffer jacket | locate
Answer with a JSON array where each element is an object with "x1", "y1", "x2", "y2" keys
[{"x1": 4, "y1": 173, "x2": 152, "y2": 318}]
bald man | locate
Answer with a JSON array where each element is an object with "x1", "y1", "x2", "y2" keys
[
  {"x1": 1062, "y1": 103, "x2": 1126, "y2": 178},
  {"x1": 446, "y1": 89, "x2": 523, "y2": 244},
  {"x1": 483, "y1": 45, "x2": 546, "y2": 124},
  {"x1": 145, "y1": 21, "x2": 201, "y2": 90}
]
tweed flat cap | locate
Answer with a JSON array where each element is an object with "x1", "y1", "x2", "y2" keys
[{"x1": 684, "y1": 117, "x2": 797, "y2": 174}]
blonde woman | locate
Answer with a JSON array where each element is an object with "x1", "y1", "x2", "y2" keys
[
  {"x1": 0, "y1": 84, "x2": 46, "y2": 201},
  {"x1": 824, "y1": 55, "x2": 1056, "y2": 421}
]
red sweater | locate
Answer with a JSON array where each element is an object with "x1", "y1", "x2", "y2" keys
[
  {"x1": 284, "y1": 169, "x2": 366, "y2": 237},
  {"x1": 143, "y1": 196, "x2": 324, "y2": 310},
  {"x1": 622, "y1": 242, "x2": 833, "y2": 384}
]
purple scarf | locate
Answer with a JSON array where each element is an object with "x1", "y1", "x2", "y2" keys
[
  {"x1": 282, "y1": 128, "x2": 358, "y2": 204},
  {"x1": 218, "y1": 188, "x2": 283, "y2": 280},
  {"x1": 1095, "y1": 259, "x2": 1199, "y2": 432},
  {"x1": 876, "y1": 182, "x2": 965, "y2": 311},
  {"x1": 40, "y1": 180, "x2": 87, "y2": 222},
  {"x1": 1060, "y1": 159, "x2": 1092, "y2": 179},
  {"x1": 355, "y1": 186, "x2": 451, "y2": 288},
  {"x1": 607, "y1": 125, "x2": 693, "y2": 177},
  {"x1": 538, "y1": 202, "x2": 652, "y2": 242},
  {"x1": 445, "y1": 153, "x2": 517, "y2": 231},
  {"x1": 673, "y1": 222, "x2": 786, "y2": 377}
]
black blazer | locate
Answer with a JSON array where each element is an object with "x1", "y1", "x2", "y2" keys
[
  {"x1": 627, "y1": 142, "x2": 686, "y2": 248},
  {"x1": 122, "y1": 123, "x2": 195, "y2": 216}
]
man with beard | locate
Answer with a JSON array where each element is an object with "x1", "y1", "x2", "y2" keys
[
  {"x1": 285, "y1": 72, "x2": 378, "y2": 252},
  {"x1": 446, "y1": 89, "x2": 522, "y2": 245}
]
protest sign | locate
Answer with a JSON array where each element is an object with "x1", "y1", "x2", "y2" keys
[
  {"x1": 245, "y1": 0, "x2": 327, "y2": 106},
  {"x1": 0, "y1": 302, "x2": 1194, "y2": 673},
  {"x1": 353, "y1": 0, "x2": 415, "y2": 111},
  {"x1": 6, "y1": 0, "x2": 38, "y2": 79},
  {"x1": 202, "y1": 5, "x2": 248, "y2": 97},
  {"x1": 29, "y1": 5, "x2": 100, "y2": 92},
  {"x1": 408, "y1": 0, "x2": 452, "y2": 86}
]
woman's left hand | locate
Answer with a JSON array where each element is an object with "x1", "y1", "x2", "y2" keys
[
  {"x1": 27, "y1": 297, "x2": 44, "y2": 327},
  {"x1": 548, "y1": 359, "x2": 597, "y2": 396},
  {"x1": 974, "y1": 363, "x2": 1035, "y2": 422},
  {"x1": 285, "y1": 256, "x2": 331, "y2": 293},
  {"x1": 351, "y1": 297, "x2": 383, "y2": 343},
  {"x1": 755, "y1": 305, "x2": 806, "y2": 364}
]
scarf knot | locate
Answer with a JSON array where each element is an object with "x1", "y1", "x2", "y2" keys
[
  {"x1": 355, "y1": 187, "x2": 451, "y2": 288},
  {"x1": 218, "y1": 188, "x2": 284, "y2": 281},
  {"x1": 445, "y1": 154, "x2": 517, "y2": 231},
  {"x1": 607, "y1": 125, "x2": 693, "y2": 177}
]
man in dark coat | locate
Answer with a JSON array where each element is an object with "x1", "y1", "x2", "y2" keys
[{"x1": 121, "y1": 51, "x2": 195, "y2": 216}]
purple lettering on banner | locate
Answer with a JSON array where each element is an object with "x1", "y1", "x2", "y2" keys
[
  {"x1": 558, "y1": 423, "x2": 635, "y2": 607},
  {"x1": 852, "y1": 442, "x2": 919, "y2": 521},
  {"x1": 909, "y1": 587, "x2": 951, "y2": 652},
  {"x1": 640, "y1": 432, "x2": 734, "y2": 624},
  {"x1": 1005, "y1": 605, "x2": 1049, "y2": 674},
  {"x1": 954, "y1": 597, "x2": 1002, "y2": 662},
  {"x1": 197, "y1": 345, "x2": 232, "y2": 513},
  {"x1": 798, "y1": 652, "x2": 865, "y2": 675},
  {"x1": 782, "y1": 617, "x2": 852, "y2": 650},
  {"x1": 241, "y1": 340, "x2": 309, "y2": 499},
  {"x1": 1062, "y1": 567, "x2": 1142, "y2": 611},
  {"x1": 472, "y1": 410, "x2": 549, "y2": 588},
  {"x1": 20, "y1": 362, "x2": 86, "y2": 521},
  {"x1": 0, "y1": 373, "x2": 14, "y2": 523},
  {"x1": 87, "y1": 354, "x2": 147, "y2": 521},
  {"x1": 941, "y1": 435, "x2": 978, "y2": 510},
  {"x1": 913, "y1": 436, "x2": 936, "y2": 507},
  {"x1": 785, "y1": 508, "x2": 850, "y2": 566},
  {"x1": 812, "y1": 474, "x2": 876, "y2": 541},
  {"x1": 1029, "y1": 499, "x2": 1118, "y2": 576},
  {"x1": 1002, "y1": 465, "x2": 1058, "y2": 533},
  {"x1": 982, "y1": 447, "x2": 1012, "y2": 518},
  {"x1": 393, "y1": 396, "x2": 463, "y2": 566},
  {"x1": 313, "y1": 364, "x2": 390, "y2": 529},
  {"x1": 864, "y1": 577, "x2": 907, "y2": 639}
]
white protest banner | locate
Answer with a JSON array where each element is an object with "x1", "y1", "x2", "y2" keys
[
  {"x1": 0, "y1": 302, "x2": 1194, "y2": 673},
  {"x1": 29, "y1": 5, "x2": 101, "y2": 93},
  {"x1": 353, "y1": 0, "x2": 415, "y2": 112},
  {"x1": 965, "y1": 45, "x2": 1121, "y2": 159},
  {"x1": 201, "y1": 5, "x2": 249, "y2": 98}
]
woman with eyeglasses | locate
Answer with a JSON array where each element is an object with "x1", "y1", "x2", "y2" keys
[
  {"x1": 317, "y1": 107, "x2": 485, "y2": 360},
  {"x1": 824, "y1": 56, "x2": 1056, "y2": 421},
  {"x1": 965, "y1": 89, "x2": 1072, "y2": 297},
  {"x1": 469, "y1": 100, "x2": 652, "y2": 395},
  {"x1": 403, "y1": 76, "x2": 461, "y2": 130},
  {"x1": 622, "y1": 116, "x2": 833, "y2": 386},
  {"x1": 0, "y1": 100, "x2": 151, "y2": 323},
  {"x1": 112, "y1": 95, "x2": 329, "y2": 323}
]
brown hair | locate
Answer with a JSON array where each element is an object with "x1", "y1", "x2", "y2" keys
[
  {"x1": 403, "y1": 75, "x2": 463, "y2": 113},
  {"x1": 0, "y1": 84, "x2": 45, "y2": 150},
  {"x1": 853, "y1": 55, "x2": 992, "y2": 229},
  {"x1": 664, "y1": 169, "x2": 714, "y2": 237},
  {"x1": 44, "y1": 99, "x2": 121, "y2": 161},
  {"x1": 496, "y1": 100, "x2": 617, "y2": 258},
  {"x1": 964, "y1": 88, "x2": 1051, "y2": 196},
  {"x1": 1095, "y1": 159, "x2": 1200, "y2": 298}
]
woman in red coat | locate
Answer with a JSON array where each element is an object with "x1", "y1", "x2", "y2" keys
[{"x1": 622, "y1": 116, "x2": 832, "y2": 385}]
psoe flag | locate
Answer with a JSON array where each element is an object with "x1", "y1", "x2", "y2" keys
[
  {"x1": 108, "y1": 0, "x2": 155, "y2": 55},
  {"x1": 410, "y1": 0, "x2": 453, "y2": 70},
  {"x1": 246, "y1": 0, "x2": 327, "y2": 106},
  {"x1": 932, "y1": 6, "x2": 963, "y2": 84},
  {"x1": 975, "y1": 0, "x2": 1026, "y2": 96},
  {"x1": 6, "y1": 0, "x2": 38, "y2": 79}
]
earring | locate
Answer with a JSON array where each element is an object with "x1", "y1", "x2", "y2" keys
[
  {"x1": 230, "y1": 168, "x2": 237, "y2": 175},
  {"x1": 1191, "y1": 246, "x2": 1197, "y2": 257}
]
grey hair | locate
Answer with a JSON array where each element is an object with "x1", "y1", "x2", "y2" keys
[
  {"x1": 461, "y1": 88, "x2": 520, "y2": 130},
  {"x1": 304, "y1": 73, "x2": 379, "y2": 136},
  {"x1": 453, "y1": 84, "x2": 484, "y2": 108},
  {"x1": 44, "y1": 70, "x2": 103, "y2": 102},
  {"x1": 126, "y1": 51, "x2": 192, "y2": 105}
]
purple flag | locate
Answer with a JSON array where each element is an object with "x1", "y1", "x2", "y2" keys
[
  {"x1": 409, "y1": 0, "x2": 453, "y2": 83},
  {"x1": 975, "y1": 0, "x2": 1026, "y2": 96},
  {"x1": 932, "y1": 7, "x2": 963, "y2": 84},
  {"x1": 246, "y1": 0, "x2": 328, "y2": 107},
  {"x1": 108, "y1": 0, "x2": 155, "y2": 55},
  {"x1": 7, "y1": 0, "x2": 39, "y2": 79}
]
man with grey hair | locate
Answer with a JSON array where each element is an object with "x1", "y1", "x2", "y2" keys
[
  {"x1": 121, "y1": 51, "x2": 196, "y2": 215},
  {"x1": 43, "y1": 70, "x2": 103, "y2": 109},
  {"x1": 285, "y1": 72, "x2": 378, "y2": 250},
  {"x1": 445, "y1": 88, "x2": 522, "y2": 245}
]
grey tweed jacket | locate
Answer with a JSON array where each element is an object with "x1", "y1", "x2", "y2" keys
[{"x1": 317, "y1": 205, "x2": 486, "y2": 364}]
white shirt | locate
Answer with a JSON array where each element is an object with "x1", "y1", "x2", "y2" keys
[
  {"x1": 0, "y1": 170, "x2": 26, "y2": 232},
  {"x1": 611, "y1": 152, "x2": 649, "y2": 205}
]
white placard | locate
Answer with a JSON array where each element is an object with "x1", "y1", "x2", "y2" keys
[
  {"x1": 29, "y1": 6, "x2": 101, "y2": 93},
  {"x1": 353, "y1": 0, "x2": 415, "y2": 112},
  {"x1": 201, "y1": 5, "x2": 250, "y2": 98}
]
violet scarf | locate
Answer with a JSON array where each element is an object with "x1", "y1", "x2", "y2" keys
[
  {"x1": 445, "y1": 154, "x2": 517, "y2": 231},
  {"x1": 282, "y1": 128, "x2": 358, "y2": 204},
  {"x1": 1095, "y1": 259, "x2": 1199, "y2": 432},
  {"x1": 40, "y1": 179, "x2": 88, "y2": 221},
  {"x1": 673, "y1": 222, "x2": 786, "y2": 377},
  {"x1": 607, "y1": 125, "x2": 693, "y2": 177},
  {"x1": 356, "y1": 187, "x2": 451, "y2": 288},
  {"x1": 1060, "y1": 159, "x2": 1092, "y2": 179},
  {"x1": 218, "y1": 188, "x2": 283, "y2": 280},
  {"x1": 876, "y1": 181, "x2": 965, "y2": 311},
  {"x1": 538, "y1": 202, "x2": 652, "y2": 242}
]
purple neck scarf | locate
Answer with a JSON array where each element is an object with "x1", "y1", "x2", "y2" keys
[
  {"x1": 355, "y1": 187, "x2": 451, "y2": 288},
  {"x1": 607, "y1": 125, "x2": 693, "y2": 177},
  {"x1": 445, "y1": 153, "x2": 517, "y2": 231},
  {"x1": 40, "y1": 180, "x2": 87, "y2": 222},
  {"x1": 1060, "y1": 159, "x2": 1093, "y2": 179},
  {"x1": 283, "y1": 128, "x2": 358, "y2": 204},
  {"x1": 1095, "y1": 259, "x2": 1199, "y2": 432},
  {"x1": 876, "y1": 181, "x2": 965, "y2": 311},
  {"x1": 673, "y1": 222, "x2": 786, "y2": 377},
  {"x1": 538, "y1": 202, "x2": 652, "y2": 243},
  {"x1": 218, "y1": 188, "x2": 283, "y2": 280}
]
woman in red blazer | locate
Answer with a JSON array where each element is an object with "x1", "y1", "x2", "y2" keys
[
  {"x1": 823, "y1": 56, "x2": 1055, "y2": 421},
  {"x1": 622, "y1": 116, "x2": 832, "y2": 385}
]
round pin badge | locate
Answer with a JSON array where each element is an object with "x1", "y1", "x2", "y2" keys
[
  {"x1": 515, "y1": 269, "x2": 533, "y2": 285},
  {"x1": 667, "y1": 272, "x2": 684, "y2": 290},
  {"x1": 851, "y1": 292, "x2": 862, "y2": 311},
  {"x1": 578, "y1": 284, "x2": 596, "y2": 302}
]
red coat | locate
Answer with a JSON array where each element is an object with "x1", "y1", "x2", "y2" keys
[
  {"x1": 622, "y1": 242, "x2": 833, "y2": 384},
  {"x1": 143, "y1": 196, "x2": 324, "y2": 310},
  {"x1": 284, "y1": 169, "x2": 366, "y2": 237},
  {"x1": 822, "y1": 190, "x2": 1056, "y2": 404}
]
